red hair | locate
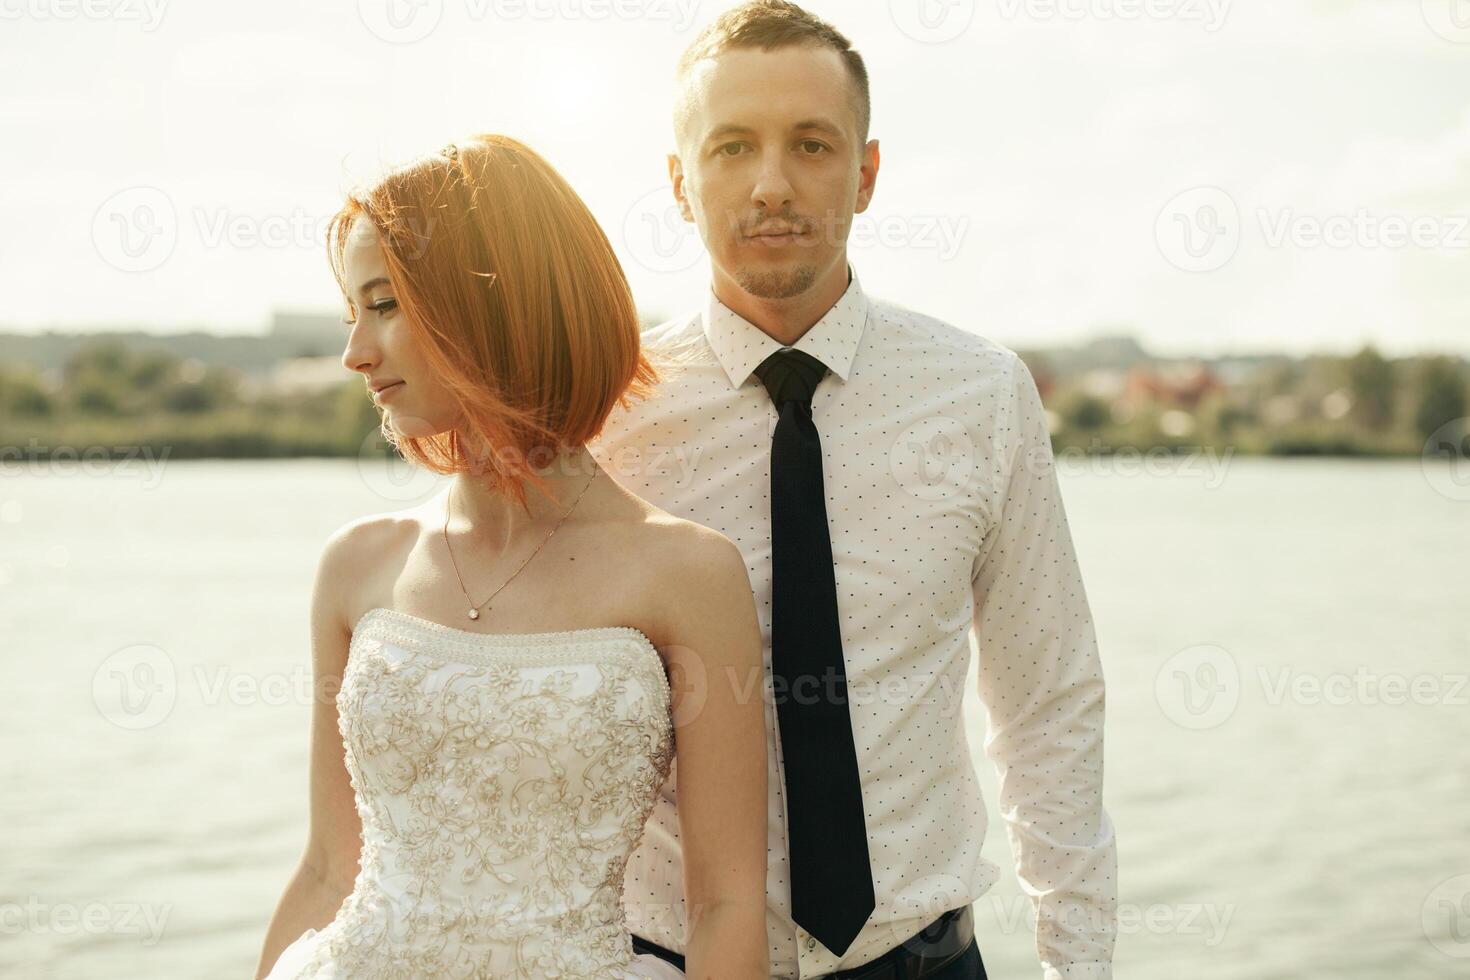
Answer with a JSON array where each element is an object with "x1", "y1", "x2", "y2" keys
[{"x1": 328, "y1": 134, "x2": 659, "y2": 514}]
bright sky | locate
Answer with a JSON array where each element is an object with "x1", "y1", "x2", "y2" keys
[{"x1": 2, "y1": 0, "x2": 1468, "y2": 356}]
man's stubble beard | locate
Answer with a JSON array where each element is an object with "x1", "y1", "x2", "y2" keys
[{"x1": 733, "y1": 263, "x2": 819, "y2": 300}]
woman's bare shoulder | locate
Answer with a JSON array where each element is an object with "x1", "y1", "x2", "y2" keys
[
  {"x1": 315, "y1": 502, "x2": 433, "y2": 629},
  {"x1": 625, "y1": 515, "x2": 761, "y2": 688},
  {"x1": 627, "y1": 508, "x2": 743, "y2": 573},
  {"x1": 323, "y1": 505, "x2": 424, "y2": 563},
  {"x1": 625, "y1": 511, "x2": 751, "y2": 623}
]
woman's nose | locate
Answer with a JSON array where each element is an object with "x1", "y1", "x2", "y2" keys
[{"x1": 340, "y1": 325, "x2": 378, "y2": 376}]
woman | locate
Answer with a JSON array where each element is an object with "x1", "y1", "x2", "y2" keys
[{"x1": 254, "y1": 134, "x2": 769, "y2": 979}]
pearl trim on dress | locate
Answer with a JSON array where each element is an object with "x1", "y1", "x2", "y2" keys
[{"x1": 347, "y1": 606, "x2": 673, "y2": 719}]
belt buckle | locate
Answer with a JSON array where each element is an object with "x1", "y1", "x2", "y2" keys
[
  {"x1": 831, "y1": 906, "x2": 973, "y2": 980},
  {"x1": 898, "y1": 906, "x2": 973, "y2": 979}
]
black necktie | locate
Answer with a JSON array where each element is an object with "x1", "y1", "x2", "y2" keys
[{"x1": 752, "y1": 346, "x2": 875, "y2": 957}]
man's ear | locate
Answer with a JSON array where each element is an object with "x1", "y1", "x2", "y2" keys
[
  {"x1": 854, "y1": 138, "x2": 880, "y2": 215},
  {"x1": 668, "y1": 152, "x2": 694, "y2": 222}
]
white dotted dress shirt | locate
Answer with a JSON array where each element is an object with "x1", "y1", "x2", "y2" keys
[{"x1": 589, "y1": 268, "x2": 1117, "y2": 979}]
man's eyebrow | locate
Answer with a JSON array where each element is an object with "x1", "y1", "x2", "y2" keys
[
  {"x1": 704, "y1": 123, "x2": 757, "y2": 144},
  {"x1": 791, "y1": 118, "x2": 844, "y2": 138},
  {"x1": 703, "y1": 119, "x2": 846, "y2": 145}
]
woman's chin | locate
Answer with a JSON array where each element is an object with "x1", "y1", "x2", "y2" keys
[{"x1": 384, "y1": 410, "x2": 448, "y2": 440}]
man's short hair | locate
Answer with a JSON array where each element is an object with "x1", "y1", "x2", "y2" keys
[{"x1": 674, "y1": 0, "x2": 871, "y2": 146}]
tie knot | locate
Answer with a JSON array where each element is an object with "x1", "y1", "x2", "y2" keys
[{"x1": 753, "y1": 347, "x2": 829, "y2": 407}]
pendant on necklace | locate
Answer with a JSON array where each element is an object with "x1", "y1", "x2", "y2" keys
[{"x1": 468, "y1": 608, "x2": 480, "y2": 620}]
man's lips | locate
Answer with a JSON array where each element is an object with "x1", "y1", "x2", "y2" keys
[{"x1": 744, "y1": 227, "x2": 811, "y2": 245}]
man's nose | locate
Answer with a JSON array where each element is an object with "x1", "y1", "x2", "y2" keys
[{"x1": 750, "y1": 152, "x2": 795, "y2": 212}]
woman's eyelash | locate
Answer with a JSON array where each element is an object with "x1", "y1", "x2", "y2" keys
[{"x1": 342, "y1": 299, "x2": 397, "y2": 326}]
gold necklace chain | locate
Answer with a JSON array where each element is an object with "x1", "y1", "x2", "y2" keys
[{"x1": 443, "y1": 464, "x2": 598, "y2": 621}]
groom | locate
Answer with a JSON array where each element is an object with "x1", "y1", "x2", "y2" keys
[{"x1": 591, "y1": 3, "x2": 1118, "y2": 978}]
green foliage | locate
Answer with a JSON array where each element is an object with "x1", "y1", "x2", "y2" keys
[
  {"x1": 0, "y1": 366, "x2": 55, "y2": 417},
  {"x1": 1, "y1": 344, "x2": 384, "y2": 459},
  {"x1": 1061, "y1": 393, "x2": 1110, "y2": 432},
  {"x1": 3, "y1": 337, "x2": 1467, "y2": 461},
  {"x1": 1045, "y1": 345, "x2": 1468, "y2": 458},
  {"x1": 1345, "y1": 344, "x2": 1396, "y2": 431},
  {"x1": 1414, "y1": 356, "x2": 1468, "y2": 440}
]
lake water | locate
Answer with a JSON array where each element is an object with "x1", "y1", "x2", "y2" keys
[{"x1": 1, "y1": 456, "x2": 1466, "y2": 979}]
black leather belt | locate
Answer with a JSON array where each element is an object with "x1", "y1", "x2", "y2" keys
[
  {"x1": 632, "y1": 905, "x2": 974, "y2": 980},
  {"x1": 823, "y1": 905, "x2": 974, "y2": 980}
]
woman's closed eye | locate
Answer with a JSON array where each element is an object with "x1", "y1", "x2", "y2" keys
[{"x1": 342, "y1": 298, "x2": 397, "y2": 326}]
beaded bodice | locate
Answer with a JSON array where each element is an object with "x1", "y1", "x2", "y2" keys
[{"x1": 281, "y1": 607, "x2": 675, "y2": 979}]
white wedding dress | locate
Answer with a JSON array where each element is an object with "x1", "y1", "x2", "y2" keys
[{"x1": 265, "y1": 607, "x2": 685, "y2": 979}]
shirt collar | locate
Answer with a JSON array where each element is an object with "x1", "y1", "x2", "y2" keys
[{"x1": 701, "y1": 266, "x2": 870, "y2": 391}]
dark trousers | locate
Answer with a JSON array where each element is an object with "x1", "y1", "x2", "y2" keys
[
  {"x1": 630, "y1": 928, "x2": 988, "y2": 979},
  {"x1": 921, "y1": 937, "x2": 986, "y2": 979}
]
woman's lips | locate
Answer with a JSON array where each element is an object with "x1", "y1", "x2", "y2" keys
[{"x1": 373, "y1": 381, "x2": 405, "y2": 402}]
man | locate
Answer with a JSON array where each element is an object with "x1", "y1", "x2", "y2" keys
[{"x1": 591, "y1": 3, "x2": 1117, "y2": 978}]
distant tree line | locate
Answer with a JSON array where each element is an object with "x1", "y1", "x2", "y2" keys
[
  {"x1": 1033, "y1": 344, "x2": 1468, "y2": 458},
  {"x1": 2, "y1": 337, "x2": 1467, "y2": 460},
  {"x1": 1, "y1": 339, "x2": 383, "y2": 459}
]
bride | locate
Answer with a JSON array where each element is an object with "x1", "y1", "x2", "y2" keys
[{"x1": 254, "y1": 134, "x2": 770, "y2": 979}]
